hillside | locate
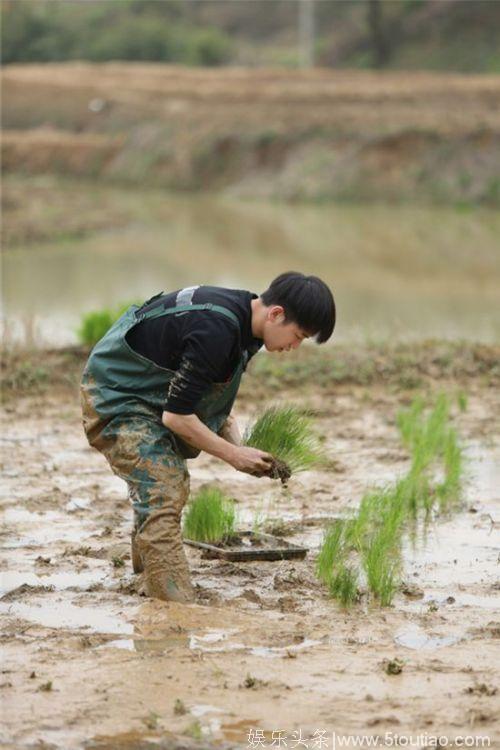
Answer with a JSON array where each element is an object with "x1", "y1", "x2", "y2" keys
[{"x1": 3, "y1": 63, "x2": 499, "y2": 204}]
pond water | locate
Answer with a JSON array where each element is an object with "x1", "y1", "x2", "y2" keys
[{"x1": 2, "y1": 191, "x2": 499, "y2": 346}]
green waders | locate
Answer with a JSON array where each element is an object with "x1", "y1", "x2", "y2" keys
[{"x1": 80, "y1": 288, "x2": 248, "y2": 602}]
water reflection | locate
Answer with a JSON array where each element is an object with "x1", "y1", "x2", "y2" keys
[{"x1": 3, "y1": 193, "x2": 499, "y2": 345}]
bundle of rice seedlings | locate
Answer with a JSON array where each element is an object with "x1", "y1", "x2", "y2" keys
[
  {"x1": 182, "y1": 486, "x2": 237, "y2": 544},
  {"x1": 243, "y1": 405, "x2": 323, "y2": 483}
]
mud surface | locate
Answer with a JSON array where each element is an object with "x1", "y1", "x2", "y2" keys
[{"x1": 1, "y1": 382, "x2": 499, "y2": 749}]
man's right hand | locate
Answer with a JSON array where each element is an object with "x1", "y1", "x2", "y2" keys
[{"x1": 228, "y1": 446, "x2": 274, "y2": 477}]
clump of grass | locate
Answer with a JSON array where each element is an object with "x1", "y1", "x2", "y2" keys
[
  {"x1": 77, "y1": 309, "x2": 115, "y2": 347},
  {"x1": 243, "y1": 405, "x2": 323, "y2": 479},
  {"x1": 77, "y1": 300, "x2": 140, "y2": 346},
  {"x1": 182, "y1": 486, "x2": 237, "y2": 544}
]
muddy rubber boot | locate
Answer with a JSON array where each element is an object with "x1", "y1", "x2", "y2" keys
[
  {"x1": 135, "y1": 507, "x2": 194, "y2": 603},
  {"x1": 131, "y1": 528, "x2": 143, "y2": 574}
]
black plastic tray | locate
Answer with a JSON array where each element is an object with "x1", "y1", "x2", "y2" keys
[{"x1": 184, "y1": 530, "x2": 308, "y2": 562}]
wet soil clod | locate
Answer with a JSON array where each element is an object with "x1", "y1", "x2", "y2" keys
[{"x1": 268, "y1": 458, "x2": 292, "y2": 485}]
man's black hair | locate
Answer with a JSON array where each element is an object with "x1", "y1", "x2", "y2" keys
[{"x1": 260, "y1": 271, "x2": 336, "y2": 344}]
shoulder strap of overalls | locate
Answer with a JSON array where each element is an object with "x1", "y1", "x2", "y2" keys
[{"x1": 134, "y1": 286, "x2": 240, "y2": 329}]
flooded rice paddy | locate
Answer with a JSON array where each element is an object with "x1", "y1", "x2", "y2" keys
[
  {"x1": 1, "y1": 382, "x2": 499, "y2": 748},
  {"x1": 3, "y1": 179, "x2": 500, "y2": 346}
]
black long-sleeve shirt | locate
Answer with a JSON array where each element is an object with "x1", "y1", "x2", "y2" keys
[{"x1": 125, "y1": 286, "x2": 263, "y2": 414}]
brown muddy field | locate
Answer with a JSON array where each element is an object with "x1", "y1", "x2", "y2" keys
[{"x1": 1, "y1": 351, "x2": 499, "y2": 749}]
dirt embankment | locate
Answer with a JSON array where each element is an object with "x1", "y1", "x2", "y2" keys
[
  {"x1": 2, "y1": 341, "x2": 499, "y2": 402},
  {"x1": 2, "y1": 64, "x2": 500, "y2": 203}
]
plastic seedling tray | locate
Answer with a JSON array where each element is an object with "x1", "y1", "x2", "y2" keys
[{"x1": 184, "y1": 530, "x2": 308, "y2": 562}]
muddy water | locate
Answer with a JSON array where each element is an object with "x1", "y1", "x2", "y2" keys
[
  {"x1": 3, "y1": 194, "x2": 500, "y2": 346},
  {"x1": 1, "y1": 386, "x2": 499, "y2": 749}
]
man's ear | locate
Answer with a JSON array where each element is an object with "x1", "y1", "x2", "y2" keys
[{"x1": 269, "y1": 305, "x2": 285, "y2": 323}]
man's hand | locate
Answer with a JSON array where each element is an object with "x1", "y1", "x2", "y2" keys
[
  {"x1": 227, "y1": 445, "x2": 274, "y2": 477},
  {"x1": 162, "y1": 411, "x2": 272, "y2": 476}
]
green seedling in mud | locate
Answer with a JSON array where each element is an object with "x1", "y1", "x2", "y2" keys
[
  {"x1": 396, "y1": 394, "x2": 464, "y2": 517},
  {"x1": 244, "y1": 405, "x2": 323, "y2": 482},
  {"x1": 358, "y1": 489, "x2": 405, "y2": 605},
  {"x1": 436, "y1": 429, "x2": 463, "y2": 510},
  {"x1": 182, "y1": 486, "x2": 237, "y2": 544},
  {"x1": 252, "y1": 510, "x2": 264, "y2": 536},
  {"x1": 316, "y1": 520, "x2": 360, "y2": 606},
  {"x1": 317, "y1": 393, "x2": 464, "y2": 608},
  {"x1": 328, "y1": 565, "x2": 359, "y2": 606},
  {"x1": 457, "y1": 390, "x2": 468, "y2": 413}
]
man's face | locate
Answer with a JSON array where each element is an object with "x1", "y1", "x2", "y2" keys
[{"x1": 262, "y1": 306, "x2": 311, "y2": 353}]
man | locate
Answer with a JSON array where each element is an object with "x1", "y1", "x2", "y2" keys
[{"x1": 80, "y1": 271, "x2": 335, "y2": 603}]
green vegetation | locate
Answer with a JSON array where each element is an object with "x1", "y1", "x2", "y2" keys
[
  {"x1": 457, "y1": 390, "x2": 468, "y2": 413},
  {"x1": 316, "y1": 393, "x2": 465, "y2": 607},
  {"x1": 77, "y1": 309, "x2": 116, "y2": 347},
  {"x1": 1, "y1": 1, "x2": 232, "y2": 67},
  {"x1": 77, "y1": 302, "x2": 138, "y2": 347},
  {"x1": 243, "y1": 405, "x2": 323, "y2": 473},
  {"x1": 2, "y1": 0, "x2": 498, "y2": 72},
  {"x1": 182, "y1": 486, "x2": 237, "y2": 544}
]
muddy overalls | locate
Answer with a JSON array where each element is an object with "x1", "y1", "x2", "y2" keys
[{"x1": 80, "y1": 287, "x2": 250, "y2": 601}]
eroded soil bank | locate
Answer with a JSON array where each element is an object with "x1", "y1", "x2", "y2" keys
[
  {"x1": 1, "y1": 346, "x2": 499, "y2": 749},
  {"x1": 3, "y1": 65, "x2": 500, "y2": 203}
]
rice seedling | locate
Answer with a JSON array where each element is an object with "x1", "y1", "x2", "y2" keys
[
  {"x1": 316, "y1": 520, "x2": 350, "y2": 584},
  {"x1": 243, "y1": 405, "x2": 323, "y2": 482},
  {"x1": 457, "y1": 390, "x2": 468, "y2": 413},
  {"x1": 328, "y1": 565, "x2": 359, "y2": 606},
  {"x1": 316, "y1": 520, "x2": 360, "y2": 606},
  {"x1": 436, "y1": 428, "x2": 464, "y2": 510},
  {"x1": 182, "y1": 486, "x2": 237, "y2": 544},
  {"x1": 396, "y1": 395, "x2": 425, "y2": 449},
  {"x1": 251, "y1": 508, "x2": 265, "y2": 535},
  {"x1": 318, "y1": 393, "x2": 465, "y2": 608},
  {"x1": 360, "y1": 491, "x2": 404, "y2": 606}
]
